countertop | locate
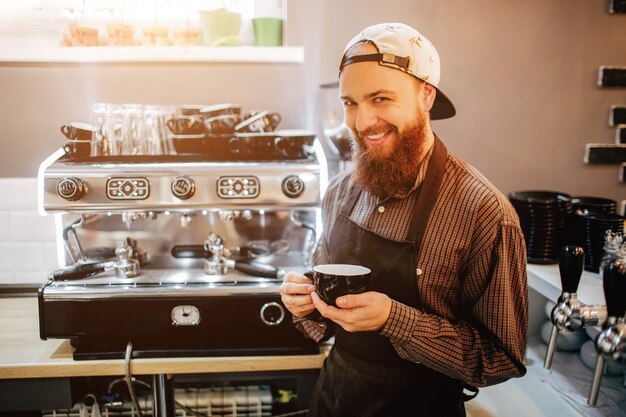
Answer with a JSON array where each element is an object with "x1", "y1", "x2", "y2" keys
[
  {"x1": 0, "y1": 265, "x2": 608, "y2": 381},
  {"x1": 0, "y1": 296, "x2": 327, "y2": 380}
]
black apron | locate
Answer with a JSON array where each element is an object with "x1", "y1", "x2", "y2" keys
[{"x1": 308, "y1": 138, "x2": 466, "y2": 417}]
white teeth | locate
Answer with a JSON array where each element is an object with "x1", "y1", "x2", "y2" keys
[{"x1": 366, "y1": 132, "x2": 386, "y2": 140}]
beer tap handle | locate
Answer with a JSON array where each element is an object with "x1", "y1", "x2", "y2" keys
[
  {"x1": 602, "y1": 260, "x2": 626, "y2": 318},
  {"x1": 545, "y1": 245, "x2": 585, "y2": 369},
  {"x1": 559, "y1": 246, "x2": 585, "y2": 294}
]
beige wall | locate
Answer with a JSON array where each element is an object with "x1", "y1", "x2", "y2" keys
[{"x1": 0, "y1": 0, "x2": 624, "y2": 203}]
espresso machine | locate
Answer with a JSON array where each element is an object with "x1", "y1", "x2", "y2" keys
[{"x1": 37, "y1": 122, "x2": 325, "y2": 361}]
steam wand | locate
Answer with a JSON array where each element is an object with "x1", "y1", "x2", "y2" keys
[
  {"x1": 587, "y1": 258, "x2": 626, "y2": 406},
  {"x1": 543, "y1": 246, "x2": 608, "y2": 369}
]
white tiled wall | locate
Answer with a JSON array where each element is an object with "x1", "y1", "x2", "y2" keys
[{"x1": 0, "y1": 178, "x2": 58, "y2": 285}]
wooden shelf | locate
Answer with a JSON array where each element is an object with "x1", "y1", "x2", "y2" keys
[{"x1": 0, "y1": 45, "x2": 304, "y2": 64}]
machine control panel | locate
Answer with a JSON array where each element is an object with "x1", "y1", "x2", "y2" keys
[
  {"x1": 217, "y1": 176, "x2": 260, "y2": 199},
  {"x1": 171, "y1": 176, "x2": 196, "y2": 200},
  {"x1": 57, "y1": 177, "x2": 86, "y2": 201},
  {"x1": 260, "y1": 302, "x2": 285, "y2": 326},
  {"x1": 282, "y1": 175, "x2": 305, "y2": 198},
  {"x1": 106, "y1": 177, "x2": 150, "y2": 200}
]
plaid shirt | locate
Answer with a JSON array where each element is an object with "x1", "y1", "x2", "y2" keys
[{"x1": 295, "y1": 144, "x2": 528, "y2": 387}]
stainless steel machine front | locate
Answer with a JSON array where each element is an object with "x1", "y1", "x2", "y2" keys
[{"x1": 38, "y1": 148, "x2": 324, "y2": 360}]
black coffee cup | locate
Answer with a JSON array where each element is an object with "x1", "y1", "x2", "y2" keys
[
  {"x1": 180, "y1": 104, "x2": 207, "y2": 116},
  {"x1": 166, "y1": 116, "x2": 205, "y2": 135},
  {"x1": 235, "y1": 110, "x2": 281, "y2": 133},
  {"x1": 60, "y1": 122, "x2": 96, "y2": 141},
  {"x1": 199, "y1": 103, "x2": 242, "y2": 119},
  {"x1": 204, "y1": 114, "x2": 241, "y2": 135},
  {"x1": 307, "y1": 264, "x2": 371, "y2": 307}
]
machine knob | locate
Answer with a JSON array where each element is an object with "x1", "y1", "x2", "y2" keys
[
  {"x1": 171, "y1": 176, "x2": 196, "y2": 200},
  {"x1": 282, "y1": 175, "x2": 305, "y2": 198},
  {"x1": 57, "y1": 177, "x2": 86, "y2": 201},
  {"x1": 260, "y1": 302, "x2": 285, "y2": 326}
]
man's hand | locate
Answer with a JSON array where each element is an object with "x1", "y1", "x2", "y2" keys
[
  {"x1": 311, "y1": 291, "x2": 392, "y2": 332},
  {"x1": 279, "y1": 271, "x2": 316, "y2": 318}
]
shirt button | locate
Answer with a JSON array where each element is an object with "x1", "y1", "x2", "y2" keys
[
  {"x1": 416, "y1": 268, "x2": 423, "y2": 276},
  {"x1": 378, "y1": 206, "x2": 385, "y2": 213}
]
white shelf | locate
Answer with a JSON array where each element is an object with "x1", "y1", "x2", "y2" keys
[
  {"x1": 527, "y1": 264, "x2": 605, "y2": 306},
  {"x1": 0, "y1": 45, "x2": 304, "y2": 64}
]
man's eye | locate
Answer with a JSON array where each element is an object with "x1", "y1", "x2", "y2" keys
[
  {"x1": 373, "y1": 97, "x2": 389, "y2": 103},
  {"x1": 343, "y1": 101, "x2": 355, "y2": 108}
]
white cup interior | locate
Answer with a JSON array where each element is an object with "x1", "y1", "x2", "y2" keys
[{"x1": 313, "y1": 264, "x2": 370, "y2": 276}]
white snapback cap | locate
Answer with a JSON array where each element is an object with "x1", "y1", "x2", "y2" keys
[{"x1": 340, "y1": 23, "x2": 456, "y2": 120}]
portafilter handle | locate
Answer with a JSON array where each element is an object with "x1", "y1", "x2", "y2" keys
[
  {"x1": 559, "y1": 246, "x2": 585, "y2": 295},
  {"x1": 49, "y1": 261, "x2": 111, "y2": 281},
  {"x1": 229, "y1": 260, "x2": 285, "y2": 279}
]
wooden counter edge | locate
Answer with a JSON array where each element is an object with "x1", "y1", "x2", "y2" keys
[{"x1": 1, "y1": 351, "x2": 329, "y2": 379}]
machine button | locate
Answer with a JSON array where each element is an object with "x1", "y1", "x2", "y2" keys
[
  {"x1": 171, "y1": 176, "x2": 196, "y2": 200},
  {"x1": 217, "y1": 176, "x2": 260, "y2": 199},
  {"x1": 106, "y1": 177, "x2": 150, "y2": 200},
  {"x1": 282, "y1": 175, "x2": 305, "y2": 198},
  {"x1": 57, "y1": 177, "x2": 86, "y2": 201},
  {"x1": 260, "y1": 302, "x2": 285, "y2": 326}
]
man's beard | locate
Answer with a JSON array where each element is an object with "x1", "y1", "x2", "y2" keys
[{"x1": 351, "y1": 117, "x2": 429, "y2": 199}]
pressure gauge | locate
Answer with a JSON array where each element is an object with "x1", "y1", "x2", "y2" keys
[{"x1": 171, "y1": 305, "x2": 201, "y2": 326}]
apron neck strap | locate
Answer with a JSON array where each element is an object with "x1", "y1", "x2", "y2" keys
[
  {"x1": 340, "y1": 183, "x2": 362, "y2": 219},
  {"x1": 406, "y1": 136, "x2": 448, "y2": 247}
]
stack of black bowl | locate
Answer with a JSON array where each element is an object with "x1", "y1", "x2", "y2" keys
[
  {"x1": 509, "y1": 190, "x2": 573, "y2": 264},
  {"x1": 567, "y1": 196, "x2": 623, "y2": 272},
  {"x1": 572, "y1": 196, "x2": 618, "y2": 215}
]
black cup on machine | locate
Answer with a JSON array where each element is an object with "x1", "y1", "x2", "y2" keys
[
  {"x1": 204, "y1": 114, "x2": 241, "y2": 136},
  {"x1": 166, "y1": 116, "x2": 205, "y2": 135},
  {"x1": 180, "y1": 104, "x2": 208, "y2": 116},
  {"x1": 230, "y1": 130, "x2": 316, "y2": 159},
  {"x1": 60, "y1": 122, "x2": 96, "y2": 141},
  {"x1": 235, "y1": 110, "x2": 281, "y2": 133},
  {"x1": 306, "y1": 264, "x2": 371, "y2": 307},
  {"x1": 274, "y1": 129, "x2": 316, "y2": 158},
  {"x1": 199, "y1": 103, "x2": 242, "y2": 119},
  {"x1": 62, "y1": 141, "x2": 92, "y2": 158}
]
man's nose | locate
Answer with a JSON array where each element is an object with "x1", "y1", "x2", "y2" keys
[{"x1": 354, "y1": 106, "x2": 377, "y2": 133}]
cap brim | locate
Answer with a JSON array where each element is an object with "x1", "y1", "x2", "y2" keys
[{"x1": 431, "y1": 87, "x2": 456, "y2": 120}]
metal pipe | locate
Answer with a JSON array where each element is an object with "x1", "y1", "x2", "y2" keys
[
  {"x1": 588, "y1": 355, "x2": 605, "y2": 406},
  {"x1": 152, "y1": 374, "x2": 175, "y2": 417},
  {"x1": 543, "y1": 324, "x2": 559, "y2": 369}
]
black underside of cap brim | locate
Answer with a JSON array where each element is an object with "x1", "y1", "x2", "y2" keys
[{"x1": 431, "y1": 86, "x2": 456, "y2": 120}]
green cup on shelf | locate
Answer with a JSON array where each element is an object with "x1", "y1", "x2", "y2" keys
[
  {"x1": 198, "y1": 8, "x2": 242, "y2": 46},
  {"x1": 252, "y1": 17, "x2": 283, "y2": 46}
]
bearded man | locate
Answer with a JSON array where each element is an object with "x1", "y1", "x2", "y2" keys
[{"x1": 279, "y1": 23, "x2": 528, "y2": 417}]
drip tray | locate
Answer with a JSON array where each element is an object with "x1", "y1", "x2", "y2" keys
[{"x1": 72, "y1": 343, "x2": 319, "y2": 361}]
